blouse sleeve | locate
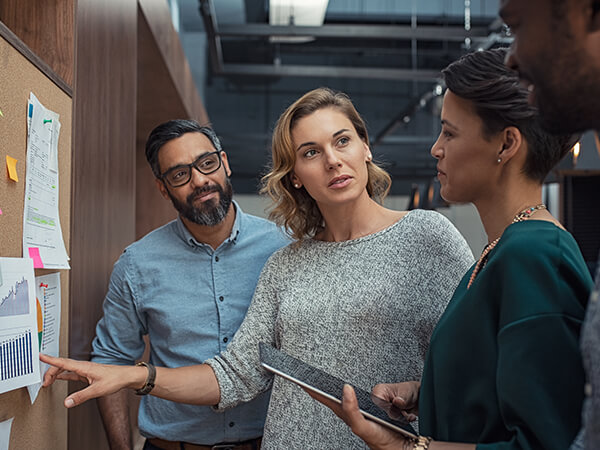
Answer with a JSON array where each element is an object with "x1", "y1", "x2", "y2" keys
[
  {"x1": 477, "y1": 231, "x2": 590, "y2": 450},
  {"x1": 412, "y1": 211, "x2": 475, "y2": 358},
  {"x1": 205, "y1": 250, "x2": 283, "y2": 410}
]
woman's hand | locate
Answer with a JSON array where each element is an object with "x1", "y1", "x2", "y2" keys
[
  {"x1": 372, "y1": 381, "x2": 420, "y2": 423},
  {"x1": 40, "y1": 354, "x2": 146, "y2": 408},
  {"x1": 307, "y1": 384, "x2": 413, "y2": 450}
]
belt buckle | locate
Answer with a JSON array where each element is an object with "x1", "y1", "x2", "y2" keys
[{"x1": 211, "y1": 445, "x2": 236, "y2": 450}]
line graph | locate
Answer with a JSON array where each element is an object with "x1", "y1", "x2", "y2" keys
[{"x1": 0, "y1": 277, "x2": 30, "y2": 317}]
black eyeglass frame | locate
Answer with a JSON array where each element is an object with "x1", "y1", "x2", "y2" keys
[{"x1": 159, "y1": 151, "x2": 223, "y2": 187}]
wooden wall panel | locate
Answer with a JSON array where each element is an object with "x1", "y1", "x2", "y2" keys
[
  {"x1": 138, "y1": 0, "x2": 208, "y2": 125},
  {"x1": 0, "y1": 0, "x2": 74, "y2": 87},
  {"x1": 69, "y1": 0, "x2": 138, "y2": 448},
  {"x1": 136, "y1": 1, "x2": 209, "y2": 239}
]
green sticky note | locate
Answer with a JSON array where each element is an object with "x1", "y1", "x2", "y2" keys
[{"x1": 0, "y1": 109, "x2": 4, "y2": 117}]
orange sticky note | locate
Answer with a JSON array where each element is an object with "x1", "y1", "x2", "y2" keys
[
  {"x1": 28, "y1": 247, "x2": 44, "y2": 268},
  {"x1": 6, "y1": 155, "x2": 18, "y2": 182}
]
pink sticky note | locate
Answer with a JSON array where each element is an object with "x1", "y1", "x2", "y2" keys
[
  {"x1": 0, "y1": 208, "x2": 2, "y2": 215},
  {"x1": 28, "y1": 247, "x2": 44, "y2": 268}
]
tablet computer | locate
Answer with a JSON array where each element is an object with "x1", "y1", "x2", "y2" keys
[{"x1": 259, "y1": 342, "x2": 418, "y2": 439}]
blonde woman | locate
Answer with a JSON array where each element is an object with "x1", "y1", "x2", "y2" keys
[{"x1": 41, "y1": 88, "x2": 473, "y2": 449}]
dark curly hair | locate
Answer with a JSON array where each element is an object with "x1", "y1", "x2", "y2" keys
[{"x1": 442, "y1": 48, "x2": 577, "y2": 183}]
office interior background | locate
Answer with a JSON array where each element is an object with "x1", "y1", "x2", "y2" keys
[{"x1": 0, "y1": 0, "x2": 599, "y2": 448}]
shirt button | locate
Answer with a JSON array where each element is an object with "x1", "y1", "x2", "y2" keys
[
  {"x1": 229, "y1": 422, "x2": 235, "y2": 427},
  {"x1": 219, "y1": 296, "x2": 224, "y2": 302},
  {"x1": 215, "y1": 256, "x2": 220, "y2": 262},
  {"x1": 223, "y1": 337, "x2": 228, "y2": 343},
  {"x1": 591, "y1": 290, "x2": 598, "y2": 303},
  {"x1": 585, "y1": 383, "x2": 592, "y2": 397}
]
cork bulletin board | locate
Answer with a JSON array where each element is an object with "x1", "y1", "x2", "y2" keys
[{"x1": 0, "y1": 32, "x2": 71, "y2": 449}]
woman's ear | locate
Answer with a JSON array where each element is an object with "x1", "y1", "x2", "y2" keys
[
  {"x1": 498, "y1": 126, "x2": 523, "y2": 163},
  {"x1": 363, "y1": 141, "x2": 372, "y2": 161},
  {"x1": 290, "y1": 173, "x2": 302, "y2": 189}
]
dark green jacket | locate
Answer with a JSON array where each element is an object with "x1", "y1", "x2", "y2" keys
[{"x1": 420, "y1": 220, "x2": 593, "y2": 450}]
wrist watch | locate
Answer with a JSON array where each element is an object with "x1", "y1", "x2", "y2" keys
[
  {"x1": 413, "y1": 436, "x2": 432, "y2": 450},
  {"x1": 135, "y1": 361, "x2": 156, "y2": 395}
]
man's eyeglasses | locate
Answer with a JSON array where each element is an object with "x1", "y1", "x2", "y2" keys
[{"x1": 160, "y1": 151, "x2": 223, "y2": 187}]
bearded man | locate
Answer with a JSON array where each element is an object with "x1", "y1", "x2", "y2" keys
[{"x1": 91, "y1": 120, "x2": 288, "y2": 450}]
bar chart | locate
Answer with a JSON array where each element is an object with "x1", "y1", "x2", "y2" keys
[
  {"x1": 0, "y1": 258, "x2": 41, "y2": 394},
  {"x1": 0, "y1": 330, "x2": 34, "y2": 381}
]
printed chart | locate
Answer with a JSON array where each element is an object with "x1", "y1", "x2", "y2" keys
[
  {"x1": 28, "y1": 273, "x2": 61, "y2": 403},
  {"x1": 0, "y1": 330, "x2": 34, "y2": 380},
  {"x1": 0, "y1": 278, "x2": 30, "y2": 317},
  {"x1": 0, "y1": 258, "x2": 41, "y2": 393}
]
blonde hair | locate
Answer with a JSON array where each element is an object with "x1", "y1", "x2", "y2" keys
[{"x1": 261, "y1": 87, "x2": 392, "y2": 240}]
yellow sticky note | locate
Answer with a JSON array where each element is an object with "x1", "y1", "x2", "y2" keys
[
  {"x1": 6, "y1": 155, "x2": 18, "y2": 182},
  {"x1": 0, "y1": 109, "x2": 4, "y2": 117}
]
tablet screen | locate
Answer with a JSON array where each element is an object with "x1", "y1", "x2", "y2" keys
[{"x1": 259, "y1": 343, "x2": 418, "y2": 439}]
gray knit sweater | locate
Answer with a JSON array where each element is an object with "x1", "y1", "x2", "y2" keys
[{"x1": 206, "y1": 209, "x2": 474, "y2": 449}]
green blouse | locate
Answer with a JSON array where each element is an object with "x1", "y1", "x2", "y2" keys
[{"x1": 419, "y1": 220, "x2": 593, "y2": 450}]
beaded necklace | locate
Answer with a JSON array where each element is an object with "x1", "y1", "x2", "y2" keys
[{"x1": 467, "y1": 204, "x2": 547, "y2": 289}]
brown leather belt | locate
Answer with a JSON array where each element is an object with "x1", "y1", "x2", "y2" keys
[{"x1": 147, "y1": 437, "x2": 262, "y2": 450}]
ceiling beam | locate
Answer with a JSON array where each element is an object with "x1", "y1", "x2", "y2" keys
[
  {"x1": 220, "y1": 63, "x2": 440, "y2": 81},
  {"x1": 199, "y1": 0, "x2": 224, "y2": 71},
  {"x1": 217, "y1": 23, "x2": 490, "y2": 42}
]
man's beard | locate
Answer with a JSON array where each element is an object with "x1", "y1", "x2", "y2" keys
[
  {"x1": 168, "y1": 178, "x2": 233, "y2": 226},
  {"x1": 531, "y1": 38, "x2": 600, "y2": 133}
]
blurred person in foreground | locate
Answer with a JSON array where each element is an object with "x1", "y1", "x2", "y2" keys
[{"x1": 500, "y1": 1, "x2": 600, "y2": 447}]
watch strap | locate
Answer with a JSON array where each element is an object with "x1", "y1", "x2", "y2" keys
[{"x1": 134, "y1": 361, "x2": 156, "y2": 396}]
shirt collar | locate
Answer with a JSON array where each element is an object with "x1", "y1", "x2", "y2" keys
[{"x1": 175, "y1": 200, "x2": 243, "y2": 248}]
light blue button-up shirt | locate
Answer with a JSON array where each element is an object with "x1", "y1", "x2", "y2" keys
[{"x1": 91, "y1": 203, "x2": 290, "y2": 444}]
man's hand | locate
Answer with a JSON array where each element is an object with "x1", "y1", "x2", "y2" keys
[
  {"x1": 307, "y1": 384, "x2": 412, "y2": 450},
  {"x1": 40, "y1": 354, "x2": 145, "y2": 408}
]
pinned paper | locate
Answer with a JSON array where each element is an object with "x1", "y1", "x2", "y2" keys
[
  {"x1": 5, "y1": 156, "x2": 18, "y2": 182},
  {"x1": 28, "y1": 273, "x2": 61, "y2": 404},
  {"x1": 23, "y1": 93, "x2": 69, "y2": 269},
  {"x1": 0, "y1": 109, "x2": 4, "y2": 117},
  {"x1": 28, "y1": 248, "x2": 44, "y2": 268}
]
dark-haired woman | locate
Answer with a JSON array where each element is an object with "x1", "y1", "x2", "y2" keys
[
  {"x1": 310, "y1": 48, "x2": 593, "y2": 450},
  {"x1": 39, "y1": 88, "x2": 474, "y2": 449}
]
